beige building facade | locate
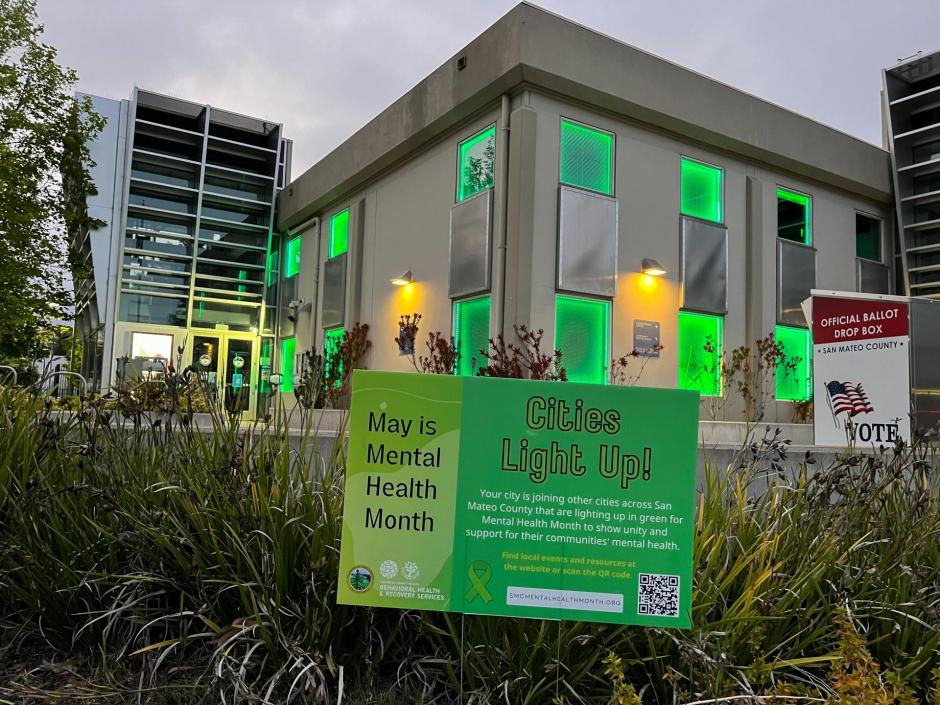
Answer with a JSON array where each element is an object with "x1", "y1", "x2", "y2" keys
[{"x1": 275, "y1": 4, "x2": 895, "y2": 422}]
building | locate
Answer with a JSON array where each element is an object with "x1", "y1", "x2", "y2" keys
[
  {"x1": 274, "y1": 3, "x2": 897, "y2": 423},
  {"x1": 70, "y1": 88, "x2": 291, "y2": 415},
  {"x1": 883, "y1": 52, "x2": 940, "y2": 429}
]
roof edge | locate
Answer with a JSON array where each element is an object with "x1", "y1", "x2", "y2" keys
[{"x1": 278, "y1": 3, "x2": 892, "y2": 228}]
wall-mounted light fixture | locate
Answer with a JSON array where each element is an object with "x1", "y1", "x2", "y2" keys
[
  {"x1": 641, "y1": 258, "x2": 667, "y2": 277},
  {"x1": 390, "y1": 270, "x2": 414, "y2": 286}
]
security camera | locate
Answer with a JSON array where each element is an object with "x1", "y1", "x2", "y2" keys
[{"x1": 288, "y1": 299, "x2": 304, "y2": 310}]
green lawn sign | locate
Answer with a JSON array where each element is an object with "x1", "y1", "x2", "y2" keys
[{"x1": 337, "y1": 371, "x2": 699, "y2": 628}]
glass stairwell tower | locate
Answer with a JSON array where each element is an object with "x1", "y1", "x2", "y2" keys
[{"x1": 69, "y1": 88, "x2": 291, "y2": 417}]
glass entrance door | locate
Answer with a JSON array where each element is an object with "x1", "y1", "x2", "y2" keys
[
  {"x1": 193, "y1": 335, "x2": 221, "y2": 389},
  {"x1": 224, "y1": 339, "x2": 253, "y2": 413},
  {"x1": 190, "y1": 334, "x2": 257, "y2": 418}
]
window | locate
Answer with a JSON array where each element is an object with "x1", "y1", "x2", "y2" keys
[
  {"x1": 325, "y1": 327, "x2": 345, "y2": 381},
  {"x1": 329, "y1": 209, "x2": 349, "y2": 258},
  {"x1": 285, "y1": 236, "x2": 301, "y2": 277},
  {"x1": 191, "y1": 297, "x2": 260, "y2": 333},
  {"x1": 777, "y1": 188, "x2": 812, "y2": 245},
  {"x1": 130, "y1": 332, "x2": 173, "y2": 361},
  {"x1": 454, "y1": 296, "x2": 490, "y2": 376},
  {"x1": 681, "y1": 158, "x2": 723, "y2": 223},
  {"x1": 775, "y1": 325, "x2": 812, "y2": 401},
  {"x1": 678, "y1": 311, "x2": 722, "y2": 397},
  {"x1": 560, "y1": 118, "x2": 614, "y2": 196},
  {"x1": 280, "y1": 337, "x2": 296, "y2": 393},
  {"x1": 457, "y1": 125, "x2": 496, "y2": 202},
  {"x1": 555, "y1": 296, "x2": 610, "y2": 384},
  {"x1": 856, "y1": 214, "x2": 882, "y2": 261},
  {"x1": 119, "y1": 293, "x2": 188, "y2": 326}
]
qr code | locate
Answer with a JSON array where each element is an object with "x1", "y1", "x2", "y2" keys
[{"x1": 637, "y1": 573, "x2": 680, "y2": 617}]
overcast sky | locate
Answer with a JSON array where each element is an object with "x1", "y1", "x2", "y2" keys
[{"x1": 37, "y1": 0, "x2": 940, "y2": 179}]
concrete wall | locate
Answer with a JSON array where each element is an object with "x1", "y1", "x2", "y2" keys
[{"x1": 287, "y1": 88, "x2": 892, "y2": 422}]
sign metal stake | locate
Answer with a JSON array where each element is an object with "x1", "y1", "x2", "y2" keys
[{"x1": 459, "y1": 613, "x2": 465, "y2": 705}]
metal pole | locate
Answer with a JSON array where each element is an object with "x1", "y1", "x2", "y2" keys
[
  {"x1": 459, "y1": 614, "x2": 465, "y2": 705},
  {"x1": 49, "y1": 371, "x2": 88, "y2": 398},
  {"x1": 493, "y1": 93, "x2": 511, "y2": 339}
]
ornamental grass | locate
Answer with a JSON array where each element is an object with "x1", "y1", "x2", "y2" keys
[{"x1": 0, "y1": 384, "x2": 938, "y2": 703}]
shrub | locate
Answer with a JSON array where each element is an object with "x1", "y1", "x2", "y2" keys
[
  {"x1": 394, "y1": 313, "x2": 459, "y2": 375},
  {"x1": 609, "y1": 344, "x2": 663, "y2": 387},
  {"x1": 477, "y1": 324, "x2": 566, "y2": 380}
]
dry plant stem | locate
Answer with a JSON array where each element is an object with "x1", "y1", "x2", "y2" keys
[{"x1": 684, "y1": 697, "x2": 825, "y2": 704}]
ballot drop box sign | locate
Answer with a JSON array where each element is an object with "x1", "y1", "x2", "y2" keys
[
  {"x1": 811, "y1": 295, "x2": 911, "y2": 447},
  {"x1": 337, "y1": 371, "x2": 699, "y2": 628}
]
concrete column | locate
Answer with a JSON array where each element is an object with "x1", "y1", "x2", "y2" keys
[{"x1": 745, "y1": 176, "x2": 763, "y2": 350}]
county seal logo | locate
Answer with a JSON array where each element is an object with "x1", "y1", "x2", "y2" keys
[{"x1": 348, "y1": 565, "x2": 373, "y2": 593}]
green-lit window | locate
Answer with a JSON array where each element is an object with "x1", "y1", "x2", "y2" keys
[
  {"x1": 559, "y1": 118, "x2": 614, "y2": 196},
  {"x1": 775, "y1": 325, "x2": 812, "y2": 401},
  {"x1": 777, "y1": 188, "x2": 812, "y2": 245},
  {"x1": 325, "y1": 327, "x2": 345, "y2": 381},
  {"x1": 681, "y1": 158, "x2": 723, "y2": 223},
  {"x1": 856, "y1": 214, "x2": 881, "y2": 261},
  {"x1": 280, "y1": 337, "x2": 296, "y2": 393},
  {"x1": 267, "y1": 247, "x2": 279, "y2": 286},
  {"x1": 555, "y1": 296, "x2": 610, "y2": 384},
  {"x1": 285, "y1": 236, "x2": 301, "y2": 278},
  {"x1": 454, "y1": 296, "x2": 490, "y2": 376},
  {"x1": 678, "y1": 311, "x2": 722, "y2": 397},
  {"x1": 329, "y1": 209, "x2": 349, "y2": 258},
  {"x1": 457, "y1": 125, "x2": 496, "y2": 202}
]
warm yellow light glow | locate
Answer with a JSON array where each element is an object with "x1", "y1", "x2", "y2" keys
[
  {"x1": 638, "y1": 274, "x2": 658, "y2": 292},
  {"x1": 390, "y1": 270, "x2": 414, "y2": 286}
]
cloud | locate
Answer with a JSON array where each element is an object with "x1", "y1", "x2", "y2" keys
[{"x1": 38, "y1": 0, "x2": 940, "y2": 178}]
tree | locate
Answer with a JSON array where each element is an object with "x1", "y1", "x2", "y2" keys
[{"x1": 0, "y1": 0, "x2": 103, "y2": 365}]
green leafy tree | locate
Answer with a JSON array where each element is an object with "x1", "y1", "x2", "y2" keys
[{"x1": 0, "y1": 0, "x2": 103, "y2": 364}]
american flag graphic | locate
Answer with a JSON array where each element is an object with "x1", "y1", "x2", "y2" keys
[{"x1": 826, "y1": 381, "x2": 874, "y2": 417}]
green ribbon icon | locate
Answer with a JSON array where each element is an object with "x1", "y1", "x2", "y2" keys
[{"x1": 464, "y1": 560, "x2": 493, "y2": 604}]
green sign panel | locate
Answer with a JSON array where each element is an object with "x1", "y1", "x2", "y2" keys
[{"x1": 337, "y1": 371, "x2": 699, "y2": 627}]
